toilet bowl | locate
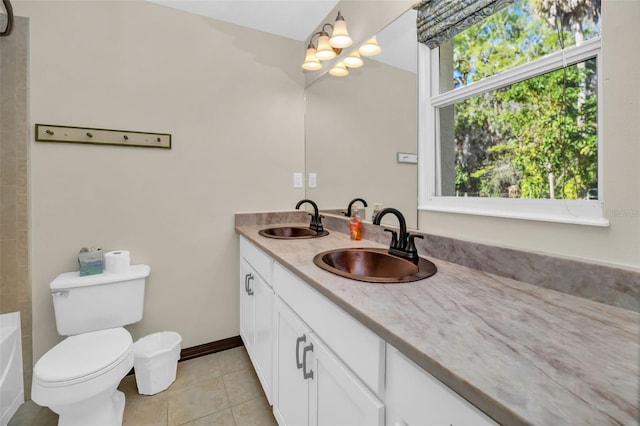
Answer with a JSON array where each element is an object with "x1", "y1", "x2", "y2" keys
[
  {"x1": 32, "y1": 327, "x2": 134, "y2": 426},
  {"x1": 32, "y1": 262, "x2": 150, "y2": 426}
]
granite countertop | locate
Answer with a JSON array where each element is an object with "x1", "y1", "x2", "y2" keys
[{"x1": 236, "y1": 220, "x2": 640, "y2": 426}]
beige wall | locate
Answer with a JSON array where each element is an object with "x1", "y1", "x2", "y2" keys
[
  {"x1": 418, "y1": 0, "x2": 640, "y2": 269},
  {"x1": 14, "y1": 0, "x2": 305, "y2": 361},
  {"x1": 306, "y1": 62, "x2": 417, "y2": 227}
]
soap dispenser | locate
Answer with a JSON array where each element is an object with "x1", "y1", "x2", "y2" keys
[
  {"x1": 350, "y1": 208, "x2": 363, "y2": 240},
  {"x1": 371, "y1": 203, "x2": 382, "y2": 222}
]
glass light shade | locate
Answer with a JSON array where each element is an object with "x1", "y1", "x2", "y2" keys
[
  {"x1": 329, "y1": 61, "x2": 349, "y2": 77},
  {"x1": 316, "y1": 33, "x2": 336, "y2": 61},
  {"x1": 343, "y1": 51, "x2": 363, "y2": 68},
  {"x1": 359, "y1": 36, "x2": 382, "y2": 57},
  {"x1": 302, "y1": 45, "x2": 322, "y2": 71},
  {"x1": 329, "y1": 19, "x2": 352, "y2": 48}
]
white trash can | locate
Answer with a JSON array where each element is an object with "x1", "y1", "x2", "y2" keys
[{"x1": 133, "y1": 331, "x2": 182, "y2": 395}]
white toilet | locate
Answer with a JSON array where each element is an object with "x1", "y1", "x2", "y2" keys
[{"x1": 32, "y1": 264, "x2": 150, "y2": 426}]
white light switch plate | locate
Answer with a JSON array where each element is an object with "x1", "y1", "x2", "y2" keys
[
  {"x1": 397, "y1": 152, "x2": 418, "y2": 164},
  {"x1": 308, "y1": 173, "x2": 317, "y2": 188},
  {"x1": 293, "y1": 172, "x2": 303, "y2": 188}
]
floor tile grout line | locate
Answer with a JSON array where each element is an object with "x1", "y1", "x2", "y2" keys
[
  {"x1": 229, "y1": 394, "x2": 270, "y2": 409},
  {"x1": 220, "y1": 370, "x2": 241, "y2": 426},
  {"x1": 168, "y1": 374, "x2": 232, "y2": 426},
  {"x1": 11, "y1": 347, "x2": 268, "y2": 426}
]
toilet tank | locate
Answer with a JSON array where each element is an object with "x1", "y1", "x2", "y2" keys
[{"x1": 50, "y1": 264, "x2": 150, "y2": 336}]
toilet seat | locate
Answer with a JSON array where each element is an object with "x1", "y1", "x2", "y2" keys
[{"x1": 34, "y1": 327, "x2": 132, "y2": 388}]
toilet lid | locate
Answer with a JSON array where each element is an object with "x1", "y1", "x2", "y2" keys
[{"x1": 34, "y1": 328, "x2": 132, "y2": 384}]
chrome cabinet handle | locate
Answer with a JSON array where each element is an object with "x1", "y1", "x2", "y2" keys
[
  {"x1": 243, "y1": 273, "x2": 250, "y2": 294},
  {"x1": 295, "y1": 335, "x2": 306, "y2": 369},
  {"x1": 247, "y1": 274, "x2": 254, "y2": 296},
  {"x1": 302, "y1": 342, "x2": 314, "y2": 380}
]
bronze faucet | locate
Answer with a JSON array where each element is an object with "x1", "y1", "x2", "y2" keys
[
  {"x1": 373, "y1": 208, "x2": 423, "y2": 264},
  {"x1": 342, "y1": 198, "x2": 368, "y2": 217},
  {"x1": 295, "y1": 199, "x2": 324, "y2": 234}
]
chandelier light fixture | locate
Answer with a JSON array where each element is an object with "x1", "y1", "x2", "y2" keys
[{"x1": 301, "y1": 12, "x2": 382, "y2": 77}]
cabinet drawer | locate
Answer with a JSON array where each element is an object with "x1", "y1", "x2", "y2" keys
[
  {"x1": 386, "y1": 345, "x2": 496, "y2": 426},
  {"x1": 274, "y1": 262, "x2": 385, "y2": 396},
  {"x1": 240, "y1": 236, "x2": 273, "y2": 285}
]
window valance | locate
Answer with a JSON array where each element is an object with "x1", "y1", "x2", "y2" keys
[{"x1": 416, "y1": 0, "x2": 513, "y2": 48}]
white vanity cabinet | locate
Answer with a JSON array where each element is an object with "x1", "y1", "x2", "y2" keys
[
  {"x1": 385, "y1": 345, "x2": 496, "y2": 426},
  {"x1": 239, "y1": 236, "x2": 274, "y2": 403},
  {"x1": 274, "y1": 297, "x2": 384, "y2": 426},
  {"x1": 238, "y1": 235, "x2": 495, "y2": 426}
]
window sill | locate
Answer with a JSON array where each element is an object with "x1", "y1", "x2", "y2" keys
[{"x1": 419, "y1": 197, "x2": 610, "y2": 227}]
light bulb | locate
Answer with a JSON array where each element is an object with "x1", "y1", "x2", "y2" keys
[
  {"x1": 359, "y1": 36, "x2": 382, "y2": 57},
  {"x1": 316, "y1": 32, "x2": 336, "y2": 61},
  {"x1": 302, "y1": 44, "x2": 322, "y2": 71},
  {"x1": 329, "y1": 12, "x2": 352, "y2": 48},
  {"x1": 329, "y1": 61, "x2": 349, "y2": 77},
  {"x1": 343, "y1": 51, "x2": 363, "y2": 68}
]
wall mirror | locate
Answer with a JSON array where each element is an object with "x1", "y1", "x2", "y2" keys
[{"x1": 304, "y1": 8, "x2": 419, "y2": 228}]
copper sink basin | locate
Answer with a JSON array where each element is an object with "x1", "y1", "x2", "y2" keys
[
  {"x1": 313, "y1": 248, "x2": 437, "y2": 283},
  {"x1": 259, "y1": 226, "x2": 329, "y2": 239}
]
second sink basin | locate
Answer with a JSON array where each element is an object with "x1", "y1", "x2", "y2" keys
[
  {"x1": 259, "y1": 226, "x2": 329, "y2": 239},
  {"x1": 313, "y1": 248, "x2": 437, "y2": 283}
]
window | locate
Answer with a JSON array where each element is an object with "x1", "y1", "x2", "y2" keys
[{"x1": 418, "y1": 0, "x2": 606, "y2": 225}]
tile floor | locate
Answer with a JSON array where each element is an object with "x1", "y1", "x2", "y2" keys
[{"x1": 8, "y1": 346, "x2": 277, "y2": 426}]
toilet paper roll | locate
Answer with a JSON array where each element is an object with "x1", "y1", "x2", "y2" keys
[{"x1": 104, "y1": 250, "x2": 131, "y2": 274}]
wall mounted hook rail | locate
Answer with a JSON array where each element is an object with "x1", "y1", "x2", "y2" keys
[{"x1": 35, "y1": 124, "x2": 171, "y2": 149}]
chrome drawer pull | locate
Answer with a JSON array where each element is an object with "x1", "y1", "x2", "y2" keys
[
  {"x1": 295, "y1": 335, "x2": 306, "y2": 369},
  {"x1": 302, "y1": 342, "x2": 314, "y2": 380}
]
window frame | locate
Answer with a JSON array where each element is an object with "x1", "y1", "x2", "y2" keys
[{"x1": 418, "y1": 34, "x2": 607, "y2": 226}]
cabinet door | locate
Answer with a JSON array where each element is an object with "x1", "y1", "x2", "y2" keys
[
  {"x1": 274, "y1": 297, "x2": 312, "y2": 426},
  {"x1": 239, "y1": 258, "x2": 255, "y2": 355},
  {"x1": 253, "y1": 274, "x2": 274, "y2": 404},
  {"x1": 308, "y1": 334, "x2": 384, "y2": 426},
  {"x1": 386, "y1": 345, "x2": 496, "y2": 426},
  {"x1": 274, "y1": 262, "x2": 385, "y2": 396}
]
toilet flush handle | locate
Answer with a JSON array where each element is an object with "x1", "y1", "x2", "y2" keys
[{"x1": 52, "y1": 290, "x2": 69, "y2": 297}]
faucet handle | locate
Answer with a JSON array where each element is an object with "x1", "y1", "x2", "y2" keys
[
  {"x1": 405, "y1": 234, "x2": 424, "y2": 264},
  {"x1": 407, "y1": 234, "x2": 423, "y2": 250},
  {"x1": 310, "y1": 214, "x2": 324, "y2": 233},
  {"x1": 384, "y1": 229, "x2": 398, "y2": 248}
]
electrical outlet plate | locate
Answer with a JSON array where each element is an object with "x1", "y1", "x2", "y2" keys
[
  {"x1": 308, "y1": 173, "x2": 317, "y2": 188},
  {"x1": 293, "y1": 172, "x2": 303, "y2": 188}
]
